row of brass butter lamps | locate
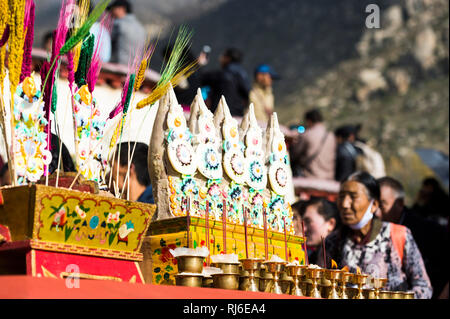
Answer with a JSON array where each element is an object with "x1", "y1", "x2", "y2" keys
[{"x1": 174, "y1": 255, "x2": 414, "y2": 299}]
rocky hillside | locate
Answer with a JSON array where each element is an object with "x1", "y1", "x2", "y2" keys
[{"x1": 180, "y1": 0, "x2": 449, "y2": 198}]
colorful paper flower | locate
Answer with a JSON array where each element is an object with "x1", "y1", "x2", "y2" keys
[
  {"x1": 208, "y1": 183, "x2": 221, "y2": 197},
  {"x1": 249, "y1": 161, "x2": 264, "y2": 182},
  {"x1": 181, "y1": 178, "x2": 197, "y2": 195},
  {"x1": 204, "y1": 148, "x2": 220, "y2": 170},
  {"x1": 252, "y1": 193, "x2": 264, "y2": 206},
  {"x1": 276, "y1": 167, "x2": 288, "y2": 187},
  {"x1": 176, "y1": 143, "x2": 192, "y2": 166},
  {"x1": 230, "y1": 154, "x2": 244, "y2": 175}
]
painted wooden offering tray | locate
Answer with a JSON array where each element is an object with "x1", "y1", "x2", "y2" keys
[{"x1": 0, "y1": 184, "x2": 156, "y2": 261}]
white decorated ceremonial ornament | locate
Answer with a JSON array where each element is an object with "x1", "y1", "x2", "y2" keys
[
  {"x1": 168, "y1": 139, "x2": 197, "y2": 175},
  {"x1": 222, "y1": 104, "x2": 247, "y2": 184},
  {"x1": 197, "y1": 143, "x2": 222, "y2": 179},
  {"x1": 166, "y1": 87, "x2": 197, "y2": 175},
  {"x1": 268, "y1": 114, "x2": 289, "y2": 196},
  {"x1": 13, "y1": 76, "x2": 51, "y2": 184},
  {"x1": 222, "y1": 118, "x2": 240, "y2": 146},
  {"x1": 244, "y1": 104, "x2": 267, "y2": 190},
  {"x1": 223, "y1": 149, "x2": 247, "y2": 184},
  {"x1": 73, "y1": 84, "x2": 107, "y2": 183},
  {"x1": 195, "y1": 90, "x2": 223, "y2": 180}
]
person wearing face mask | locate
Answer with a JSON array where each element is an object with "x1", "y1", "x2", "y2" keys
[
  {"x1": 299, "y1": 197, "x2": 339, "y2": 265},
  {"x1": 318, "y1": 171, "x2": 432, "y2": 299}
]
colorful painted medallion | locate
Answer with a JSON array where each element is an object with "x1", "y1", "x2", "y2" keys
[
  {"x1": 267, "y1": 116, "x2": 289, "y2": 196},
  {"x1": 194, "y1": 91, "x2": 223, "y2": 180},
  {"x1": 13, "y1": 76, "x2": 52, "y2": 184},
  {"x1": 221, "y1": 105, "x2": 247, "y2": 184},
  {"x1": 223, "y1": 150, "x2": 247, "y2": 185},
  {"x1": 166, "y1": 89, "x2": 197, "y2": 176},
  {"x1": 168, "y1": 139, "x2": 197, "y2": 175},
  {"x1": 73, "y1": 85, "x2": 107, "y2": 185},
  {"x1": 196, "y1": 143, "x2": 222, "y2": 179},
  {"x1": 244, "y1": 104, "x2": 267, "y2": 191}
]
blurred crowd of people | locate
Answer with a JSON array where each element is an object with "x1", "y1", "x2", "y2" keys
[
  {"x1": 290, "y1": 172, "x2": 449, "y2": 299},
  {"x1": 288, "y1": 106, "x2": 448, "y2": 299},
  {"x1": 42, "y1": 0, "x2": 278, "y2": 125},
  {"x1": 43, "y1": 0, "x2": 146, "y2": 65}
]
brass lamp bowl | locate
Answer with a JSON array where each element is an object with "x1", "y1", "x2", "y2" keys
[
  {"x1": 324, "y1": 269, "x2": 343, "y2": 281},
  {"x1": 280, "y1": 276, "x2": 293, "y2": 295},
  {"x1": 176, "y1": 255, "x2": 205, "y2": 274},
  {"x1": 337, "y1": 272, "x2": 353, "y2": 299},
  {"x1": 212, "y1": 262, "x2": 240, "y2": 274},
  {"x1": 239, "y1": 276, "x2": 261, "y2": 291},
  {"x1": 286, "y1": 265, "x2": 307, "y2": 277},
  {"x1": 346, "y1": 287, "x2": 359, "y2": 299},
  {"x1": 352, "y1": 273, "x2": 369, "y2": 299},
  {"x1": 264, "y1": 261, "x2": 286, "y2": 273},
  {"x1": 241, "y1": 258, "x2": 264, "y2": 271},
  {"x1": 341, "y1": 272, "x2": 353, "y2": 283},
  {"x1": 378, "y1": 290, "x2": 391, "y2": 299},
  {"x1": 372, "y1": 277, "x2": 388, "y2": 299},
  {"x1": 212, "y1": 273, "x2": 240, "y2": 290},
  {"x1": 363, "y1": 288, "x2": 376, "y2": 299},
  {"x1": 402, "y1": 292, "x2": 415, "y2": 299},
  {"x1": 391, "y1": 291, "x2": 404, "y2": 299},
  {"x1": 175, "y1": 273, "x2": 203, "y2": 287},
  {"x1": 202, "y1": 276, "x2": 214, "y2": 288},
  {"x1": 323, "y1": 269, "x2": 343, "y2": 299},
  {"x1": 372, "y1": 277, "x2": 388, "y2": 289},
  {"x1": 306, "y1": 268, "x2": 324, "y2": 280},
  {"x1": 263, "y1": 261, "x2": 287, "y2": 294},
  {"x1": 352, "y1": 273, "x2": 369, "y2": 285},
  {"x1": 259, "y1": 272, "x2": 274, "y2": 293}
]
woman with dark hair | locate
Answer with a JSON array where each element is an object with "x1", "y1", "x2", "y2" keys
[
  {"x1": 319, "y1": 171, "x2": 433, "y2": 299},
  {"x1": 300, "y1": 197, "x2": 339, "y2": 265}
]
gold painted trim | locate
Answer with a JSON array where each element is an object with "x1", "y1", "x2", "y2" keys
[
  {"x1": 31, "y1": 249, "x2": 36, "y2": 277},
  {"x1": 135, "y1": 261, "x2": 145, "y2": 284},
  {"x1": 30, "y1": 239, "x2": 143, "y2": 261},
  {"x1": 41, "y1": 265, "x2": 58, "y2": 278}
]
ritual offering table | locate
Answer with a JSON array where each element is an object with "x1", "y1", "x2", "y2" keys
[
  {"x1": 142, "y1": 216, "x2": 305, "y2": 285},
  {"x1": 0, "y1": 185, "x2": 156, "y2": 283}
]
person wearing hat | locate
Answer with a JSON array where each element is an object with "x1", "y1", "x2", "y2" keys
[
  {"x1": 108, "y1": 0, "x2": 147, "y2": 66},
  {"x1": 249, "y1": 64, "x2": 279, "y2": 124}
]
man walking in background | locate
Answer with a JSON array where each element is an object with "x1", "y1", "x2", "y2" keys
[
  {"x1": 289, "y1": 109, "x2": 336, "y2": 180},
  {"x1": 249, "y1": 64, "x2": 279, "y2": 124},
  {"x1": 201, "y1": 48, "x2": 251, "y2": 116},
  {"x1": 108, "y1": 0, "x2": 147, "y2": 66}
]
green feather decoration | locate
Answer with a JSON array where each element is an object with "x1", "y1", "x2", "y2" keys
[
  {"x1": 59, "y1": 0, "x2": 111, "y2": 57},
  {"x1": 75, "y1": 33, "x2": 94, "y2": 87},
  {"x1": 123, "y1": 73, "x2": 135, "y2": 114},
  {"x1": 51, "y1": 80, "x2": 58, "y2": 114}
]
